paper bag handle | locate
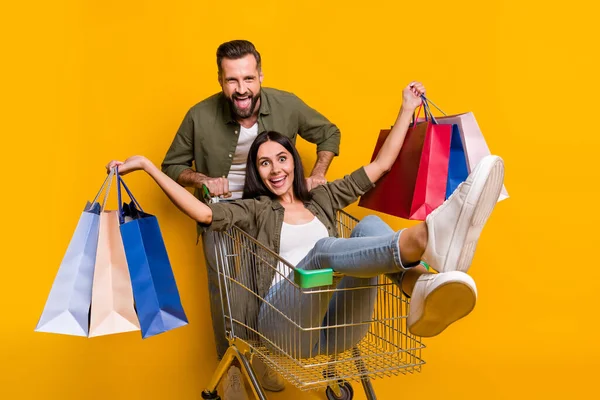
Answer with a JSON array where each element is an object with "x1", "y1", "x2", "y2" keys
[
  {"x1": 90, "y1": 168, "x2": 115, "y2": 212},
  {"x1": 422, "y1": 95, "x2": 447, "y2": 116},
  {"x1": 411, "y1": 96, "x2": 444, "y2": 126},
  {"x1": 116, "y1": 168, "x2": 144, "y2": 224}
]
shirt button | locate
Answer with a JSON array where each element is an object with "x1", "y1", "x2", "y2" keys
[
  {"x1": 228, "y1": 154, "x2": 232, "y2": 158},
  {"x1": 234, "y1": 130, "x2": 238, "y2": 134}
]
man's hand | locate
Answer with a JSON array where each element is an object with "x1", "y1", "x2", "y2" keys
[
  {"x1": 306, "y1": 150, "x2": 334, "y2": 191},
  {"x1": 200, "y1": 176, "x2": 232, "y2": 198},
  {"x1": 306, "y1": 175, "x2": 327, "y2": 191}
]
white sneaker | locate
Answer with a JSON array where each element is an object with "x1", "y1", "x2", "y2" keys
[
  {"x1": 408, "y1": 271, "x2": 477, "y2": 337},
  {"x1": 253, "y1": 357, "x2": 285, "y2": 392},
  {"x1": 422, "y1": 155, "x2": 504, "y2": 273},
  {"x1": 222, "y1": 366, "x2": 248, "y2": 400}
]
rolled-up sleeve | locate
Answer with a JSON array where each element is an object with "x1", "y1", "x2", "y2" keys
[
  {"x1": 198, "y1": 198, "x2": 261, "y2": 234},
  {"x1": 161, "y1": 109, "x2": 195, "y2": 182},
  {"x1": 291, "y1": 95, "x2": 341, "y2": 156},
  {"x1": 311, "y1": 167, "x2": 375, "y2": 210}
]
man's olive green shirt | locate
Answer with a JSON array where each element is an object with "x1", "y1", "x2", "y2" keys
[{"x1": 161, "y1": 87, "x2": 341, "y2": 193}]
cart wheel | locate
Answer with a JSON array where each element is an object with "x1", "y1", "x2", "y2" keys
[
  {"x1": 201, "y1": 390, "x2": 221, "y2": 400},
  {"x1": 325, "y1": 381, "x2": 354, "y2": 400}
]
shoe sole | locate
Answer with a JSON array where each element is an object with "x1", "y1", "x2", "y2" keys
[
  {"x1": 261, "y1": 384, "x2": 285, "y2": 392},
  {"x1": 444, "y1": 156, "x2": 505, "y2": 272},
  {"x1": 408, "y1": 280, "x2": 477, "y2": 337}
]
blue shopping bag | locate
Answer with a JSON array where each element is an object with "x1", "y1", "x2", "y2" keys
[
  {"x1": 35, "y1": 172, "x2": 114, "y2": 336},
  {"x1": 116, "y1": 171, "x2": 188, "y2": 339},
  {"x1": 445, "y1": 123, "x2": 469, "y2": 199},
  {"x1": 416, "y1": 97, "x2": 469, "y2": 199}
]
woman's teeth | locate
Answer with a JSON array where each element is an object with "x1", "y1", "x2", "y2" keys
[{"x1": 270, "y1": 176, "x2": 286, "y2": 186}]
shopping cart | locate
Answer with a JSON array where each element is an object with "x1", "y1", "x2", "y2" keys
[{"x1": 201, "y1": 210, "x2": 425, "y2": 400}]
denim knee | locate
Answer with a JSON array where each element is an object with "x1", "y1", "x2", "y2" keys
[
  {"x1": 361, "y1": 215, "x2": 385, "y2": 225},
  {"x1": 351, "y1": 215, "x2": 391, "y2": 238}
]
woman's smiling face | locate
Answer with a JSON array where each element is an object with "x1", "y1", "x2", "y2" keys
[{"x1": 256, "y1": 140, "x2": 295, "y2": 198}]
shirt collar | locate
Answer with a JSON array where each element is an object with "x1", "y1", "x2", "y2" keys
[
  {"x1": 269, "y1": 198, "x2": 313, "y2": 211},
  {"x1": 270, "y1": 198, "x2": 284, "y2": 211}
]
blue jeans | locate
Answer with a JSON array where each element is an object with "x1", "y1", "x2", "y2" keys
[{"x1": 258, "y1": 215, "x2": 408, "y2": 359}]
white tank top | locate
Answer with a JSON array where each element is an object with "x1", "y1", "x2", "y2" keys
[
  {"x1": 227, "y1": 122, "x2": 258, "y2": 200},
  {"x1": 271, "y1": 217, "x2": 329, "y2": 288}
]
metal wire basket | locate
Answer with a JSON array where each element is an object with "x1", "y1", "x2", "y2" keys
[{"x1": 202, "y1": 210, "x2": 425, "y2": 400}]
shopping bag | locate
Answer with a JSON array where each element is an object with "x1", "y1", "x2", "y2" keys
[
  {"x1": 419, "y1": 99, "x2": 509, "y2": 201},
  {"x1": 358, "y1": 102, "x2": 452, "y2": 220},
  {"x1": 35, "y1": 173, "x2": 112, "y2": 336},
  {"x1": 446, "y1": 124, "x2": 470, "y2": 199},
  {"x1": 116, "y1": 171, "x2": 188, "y2": 338},
  {"x1": 89, "y1": 206, "x2": 140, "y2": 337}
]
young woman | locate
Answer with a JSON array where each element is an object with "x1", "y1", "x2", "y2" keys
[{"x1": 106, "y1": 82, "x2": 504, "y2": 357}]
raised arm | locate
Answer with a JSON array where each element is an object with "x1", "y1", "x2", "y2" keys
[
  {"x1": 107, "y1": 156, "x2": 213, "y2": 225},
  {"x1": 363, "y1": 82, "x2": 426, "y2": 183}
]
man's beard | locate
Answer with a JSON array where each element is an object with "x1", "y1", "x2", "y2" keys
[{"x1": 228, "y1": 88, "x2": 261, "y2": 119}]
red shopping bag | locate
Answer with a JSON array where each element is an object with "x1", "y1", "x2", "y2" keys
[{"x1": 359, "y1": 105, "x2": 452, "y2": 220}]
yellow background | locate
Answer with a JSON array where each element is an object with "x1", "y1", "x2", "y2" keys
[{"x1": 1, "y1": 1, "x2": 597, "y2": 399}]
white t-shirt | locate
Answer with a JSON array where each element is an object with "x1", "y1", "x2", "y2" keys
[
  {"x1": 271, "y1": 217, "x2": 329, "y2": 288},
  {"x1": 227, "y1": 122, "x2": 258, "y2": 200}
]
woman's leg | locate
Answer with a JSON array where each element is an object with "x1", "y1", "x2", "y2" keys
[
  {"x1": 258, "y1": 216, "x2": 424, "y2": 358},
  {"x1": 297, "y1": 218, "x2": 427, "y2": 278},
  {"x1": 320, "y1": 216, "x2": 391, "y2": 355}
]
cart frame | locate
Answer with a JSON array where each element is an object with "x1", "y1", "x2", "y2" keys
[{"x1": 202, "y1": 210, "x2": 425, "y2": 400}]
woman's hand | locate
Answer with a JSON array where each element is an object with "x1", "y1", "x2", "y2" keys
[
  {"x1": 105, "y1": 155, "x2": 150, "y2": 175},
  {"x1": 104, "y1": 155, "x2": 214, "y2": 225},
  {"x1": 401, "y1": 81, "x2": 426, "y2": 114},
  {"x1": 363, "y1": 81, "x2": 427, "y2": 184}
]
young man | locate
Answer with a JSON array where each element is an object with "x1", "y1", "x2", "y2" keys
[{"x1": 161, "y1": 40, "x2": 341, "y2": 400}]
